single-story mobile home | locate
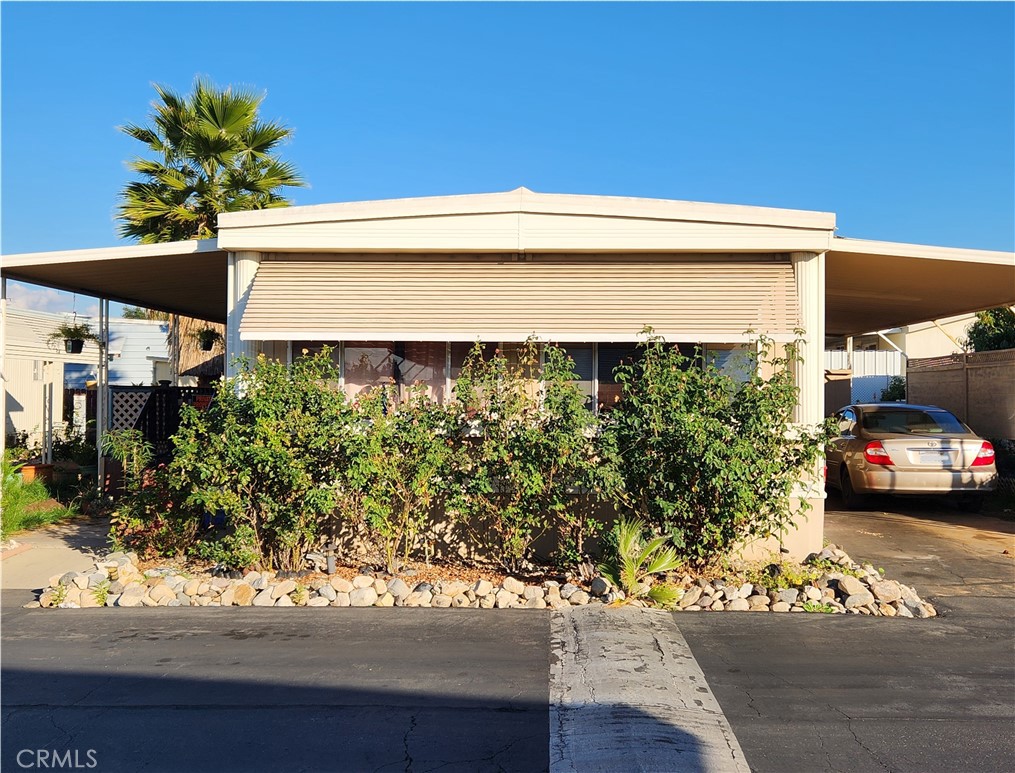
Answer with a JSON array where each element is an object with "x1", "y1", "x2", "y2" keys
[{"x1": 3, "y1": 189, "x2": 1013, "y2": 557}]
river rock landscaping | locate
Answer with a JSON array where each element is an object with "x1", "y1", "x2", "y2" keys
[{"x1": 24, "y1": 542, "x2": 936, "y2": 618}]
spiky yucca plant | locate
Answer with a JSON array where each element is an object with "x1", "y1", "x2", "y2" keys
[{"x1": 599, "y1": 518, "x2": 684, "y2": 609}]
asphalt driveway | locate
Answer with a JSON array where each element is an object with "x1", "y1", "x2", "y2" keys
[{"x1": 677, "y1": 497, "x2": 1015, "y2": 773}]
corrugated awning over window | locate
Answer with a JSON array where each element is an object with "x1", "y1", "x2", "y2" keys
[{"x1": 238, "y1": 256, "x2": 801, "y2": 343}]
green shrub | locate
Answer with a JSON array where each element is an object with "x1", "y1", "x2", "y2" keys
[
  {"x1": 192, "y1": 523, "x2": 260, "y2": 570},
  {"x1": 170, "y1": 351, "x2": 356, "y2": 571},
  {"x1": 609, "y1": 331, "x2": 834, "y2": 567},
  {"x1": 880, "y1": 376, "x2": 906, "y2": 402},
  {"x1": 446, "y1": 341, "x2": 619, "y2": 573},
  {"x1": 339, "y1": 385, "x2": 457, "y2": 573},
  {"x1": 1, "y1": 459, "x2": 77, "y2": 538}
]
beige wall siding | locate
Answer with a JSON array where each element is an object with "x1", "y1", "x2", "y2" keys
[
  {"x1": 3, "y1": 357, "x2": 64, "y2": 445},
  {"x1": 907, "y1": 350, "x2": 1015, "y2": 439},
  {"x1": 240, "y1": 255, "x2": 799, "y2": 343}
]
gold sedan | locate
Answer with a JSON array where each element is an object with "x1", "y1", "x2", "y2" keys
[{"x1": 827, "y1": 403, "x2": 997, "y2": 511}]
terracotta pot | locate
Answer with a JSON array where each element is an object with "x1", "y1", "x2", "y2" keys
[{"x1": 20, "y1": 463, "x2": 54, "y2": 485}]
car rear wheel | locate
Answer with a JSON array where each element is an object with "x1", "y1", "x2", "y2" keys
[{"x1": 840, "y1": 468, "x2": 867, "y2": 510}]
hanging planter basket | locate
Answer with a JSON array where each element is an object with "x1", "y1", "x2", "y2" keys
[
  {"x1": 193, "y1": 328, "x2": 223, "y2": 352},
  {"x1": 64, "y1": 339, "x2": 85, "y2": 354}
]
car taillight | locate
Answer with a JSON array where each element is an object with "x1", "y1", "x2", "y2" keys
[
  {"x1": 863, "y1": 441, "x2": 894, "y2": 465},
  {"x1": 971, "y1": 441, "x2": 995, "y2": 467}
]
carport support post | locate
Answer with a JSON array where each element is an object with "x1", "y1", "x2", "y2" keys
[
  {"x1": 0, "y1": 277, "x2": 6, "y2": 462},
  {"x1": 789, "y1": 250, "x2": 827, "y2": 558},
  {"x1": 96, "y1": 298, "x2": 109, "y2": 495},
  {"x1": 225, "y1": 251, "x2": 262, "y2": 380}
]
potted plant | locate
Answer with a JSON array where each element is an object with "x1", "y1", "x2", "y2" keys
[
  {"x1": 48, "y1": 321, "x2": 99, "y2": 354},
  {"x1": 192, "y1": 327, "x2": 223, "y2": 352}
]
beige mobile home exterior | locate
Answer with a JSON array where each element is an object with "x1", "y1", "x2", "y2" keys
[{"x1": 4, "y1": 189, "x2": 1013, "y2": 558}]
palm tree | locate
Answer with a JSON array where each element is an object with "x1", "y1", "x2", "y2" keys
[
  {"x1": 117, "y1": 78, "x2": 305, "y2": 242},
  {"x1": 117, "y1": 79, "x2": 305, "y2": 379}
]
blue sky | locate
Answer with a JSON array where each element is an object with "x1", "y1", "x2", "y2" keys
[{"x1": 2, "y1": 2, "x2": 1012, "y2": 315}]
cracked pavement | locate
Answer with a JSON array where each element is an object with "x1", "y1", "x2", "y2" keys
[{"x1": 678, "y1": 499, "x2": 1015, "y2": 773}]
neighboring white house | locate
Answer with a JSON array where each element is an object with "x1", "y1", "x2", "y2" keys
[
  {"x1": 823, "y1": 310, "x2": 1002, "y2": 405},
  {"x1": 1, "y1": 307, "x2": 168, "y2": 447}
]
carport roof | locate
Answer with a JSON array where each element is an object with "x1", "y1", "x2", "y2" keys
[{"x1": 1, "y1": 190, "x2": 1012, "y2": 335}]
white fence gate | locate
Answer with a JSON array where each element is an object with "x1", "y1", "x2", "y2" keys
[{"x1": 825, "y1": 350, "x2": 905, "y2": 403}]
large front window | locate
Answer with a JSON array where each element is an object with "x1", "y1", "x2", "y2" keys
[{"x1": 291, "y1": 340, "x2": 727, "y2": 411}]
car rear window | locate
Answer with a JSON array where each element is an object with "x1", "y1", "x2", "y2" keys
[{"x1": 860, "y1": 409, "x2": 969, "y2": 435}]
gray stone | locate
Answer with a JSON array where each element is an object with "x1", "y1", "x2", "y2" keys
[
  {"x1": 844, "y1": 591, "x2": 876, "y2": 609},
  {"x1": 878, "y1": 603, "x2": 897, "y2": 617},
  {"x1": 502, "y1": 577, "x2": 525, "y2": 596},
  {"x1": 332, "y1": 592, "x2": 351, "y2": 607},
  {"x1": 307, "y1": 597, "x2": 329, "y2": 607},
  {"x1": 590, "y1": 577, "x2": 612, "y2": 596},
  {"x1": 350, "y1": 587, "x2": 378, "y2": 607},
  {"x1": 441, "y1": 580, "x2": 469, "y2": 597},
  {"x1": 895, "y1": 603, "x2": 914, "y2": 618},
  {"x1": 251, "y1": 576, "x2": 269, "y2": 591},
  {"x1": 252, "y1": 590, "x2": 276, "y2": 607},
  {"x1": 330, "y1": 577, "x2": 354, "y2": 594},
  {"x1": 727, "y1": 598, "x2": 750, "y2": 611},
  {"x1": 352, "y1": 575, "x2": 375, "y2": 589},
  {"x1": 150, "y1": 585, "x2": 176, "y2": 605},
  {"x1": 679, "y1": 587, "x2": 703, "y2": 608},
  {"x1": 837, "y1": 575, "x2": 866, "y2": 597},
  {"x1": 86, "y1": 571, "x2": 108, "y2": 587},
  {"x1": 737, "y1": 583, "x2": 754, "y2": 599},
  {"x1": 523, "y1": 585, "x2": 544, "y2": 601},
  {"x1": 386, "y1": 578, "x2": 411, "y2": 600},
  {"x1": 709, "y1": 599, "x2": 724, "y2": 611},
  {"x1": 473, "y1": 579, "x2": 494, "y2": 597},
  {"x1": 431, "y1": 594, "x2": 453, "y2": 608},
  {"x1": 117, "y1": 587, "x2": 144, "y2": 607},
  {"x1": 871, "y1": 580, "x2": 902, "y2": 603},
  {"x1": 403, "y1": 591, "x2": 431, "y2": 607},
  {"x1": 318, "y1": 584, "x2": 337, "y2": 602},
  {"x1": 105, "y1": 594, "x2": 120, "y2": 607},
  {"x1": 547, "y1": 597, "x2": 569, "y2": 610},
  {"x1": 569, "y1": 591, "x2": 591, "y2": 606},
  {"x1": 804, "y1": 586, "x2": 823, "y2": 601},
  {"x1": 79, "y1": 591, "x2": 101, "y2": 608},
  {"x1": 59, "y1": 572, "x2": 81, "y2": 587},
  {"x1": 275, "y1": 594, "x2": 294, "y2": 607},
  {"x1": 559, "y1": 583, "x2": 580, "y2": 600},
  {"x1": 272, "y1": 580, "x2": 297, "y2": 599},
  {"x1": 494, "y1": 590, "x2": 517, "y2": 608},
  {"x1": 777, "y1": 588, "x2": 800, "y2": 605}
]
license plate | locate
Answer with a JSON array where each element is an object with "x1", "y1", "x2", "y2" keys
[{"x1": 919, "y1": 451, "x2": 950, "y2": 463}]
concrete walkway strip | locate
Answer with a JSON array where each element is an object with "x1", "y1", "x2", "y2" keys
[{"x1": 550, "y1": 606, "x2": 749, "y2": 773}]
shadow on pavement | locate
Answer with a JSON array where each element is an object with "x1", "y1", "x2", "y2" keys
[{"x1": 0, "y1": 666, "x2": 712, "y2": 773}]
